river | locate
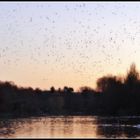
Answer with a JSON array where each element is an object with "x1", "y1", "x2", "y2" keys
[{"x1": 0, "y1": 116, "x2": 140, "y2": 138}]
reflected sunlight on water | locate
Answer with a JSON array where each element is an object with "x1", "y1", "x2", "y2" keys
[{"x1": 0, "y1": 116, "x2": 140, "y2": 138}]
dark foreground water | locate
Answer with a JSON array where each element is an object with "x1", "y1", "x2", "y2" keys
[{"x1": 1, "y1": 116, "x2": 140, "y2": 138}]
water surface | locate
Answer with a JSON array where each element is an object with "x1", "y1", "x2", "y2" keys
[{"x1": 0, "y1": 116, "x2": 140, "y2": 138}]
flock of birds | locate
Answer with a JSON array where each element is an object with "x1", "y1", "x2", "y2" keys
[{"x1": 0, "y1": 3, "x2": 140, "y2": 88}]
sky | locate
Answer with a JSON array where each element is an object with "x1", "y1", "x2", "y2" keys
[{"x1": 1, "y1": 2, "x2": 140, "y2": 91}]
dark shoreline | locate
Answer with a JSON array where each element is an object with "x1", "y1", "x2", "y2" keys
[{"x1": 1, "y1": 112, "x2": 140, "y2": 120}]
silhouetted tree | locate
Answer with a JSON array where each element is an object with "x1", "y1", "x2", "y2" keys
[
  {"x1": 96, "y1": 75, "x2": 121, "y2": 93},
  {"x1": 68, "y1": 87, "x2": 74, "y2": 93},
  {"x1": 58, "y1": 88, "x2": 62, "y2": 93},
  {"x1": 50, "y1": 86, "x2": 55, "y2": 93},
  {"x1": 125, "y1": 63, "x2": 140, "y2": 89},
  {"x1": 79, "y1": 86, "x2": 95, "y2": 94},
  {"x1": 63, "y1": 86, "x2": 74, "y2": 94},
  {"x1": 63, "y1": 86, "x2": 68, "y2": 93}
]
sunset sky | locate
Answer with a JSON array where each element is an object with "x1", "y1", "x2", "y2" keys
[{"x1": 1, "y1": 2, "x2": 140, "y2": 91}]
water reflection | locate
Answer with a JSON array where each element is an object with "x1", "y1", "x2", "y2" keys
[
  {"x1": 96, "y1": 116, "x2": 140, "y2": 138},
  {"x1": 0, "y1": 116, "x2": 140, "y2": 138}
]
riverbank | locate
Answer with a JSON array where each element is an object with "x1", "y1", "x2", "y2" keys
[{"x1": 1, "y1": 112, "x2": 140, "y2": 120}]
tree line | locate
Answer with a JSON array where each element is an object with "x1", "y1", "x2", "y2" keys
[{"x1": 0, "y1": 63, "x2": 140, "y2": 117}]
